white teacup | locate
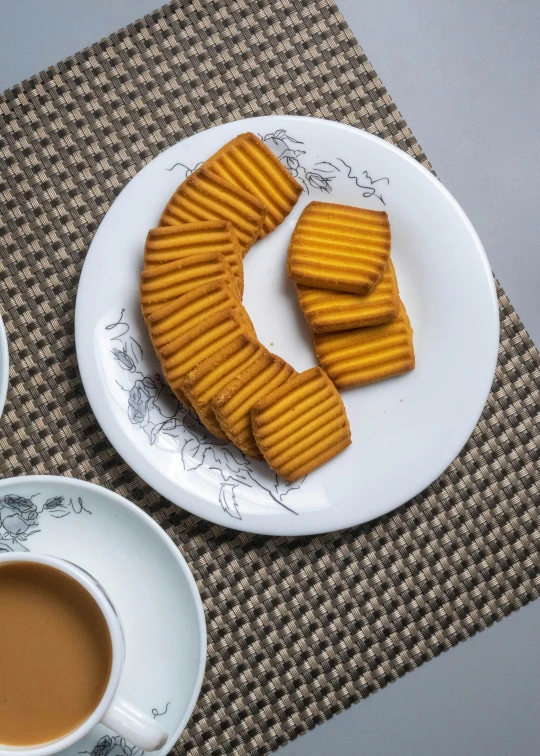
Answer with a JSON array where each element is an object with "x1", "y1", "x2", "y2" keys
[{"x1": 0, "y1": 553, "x2": 168, "y2": 755}]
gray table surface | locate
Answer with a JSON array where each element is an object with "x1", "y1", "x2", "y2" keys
[{"x1": 1, "y1": 2, "x2": 539, "y2": 754}]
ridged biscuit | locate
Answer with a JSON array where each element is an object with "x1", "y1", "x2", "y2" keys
[
  {"x1": 297, "y1": 260, "x2": 400, "y2": 332},
  {"x1": 213, "y1": 348, "x2": 295, "y2": 459},
  {"x1": 144, "y1": 221, "x2": 244, "y2": 297},
  {"x1": 251, "y1": 367, "x2": 351, "y2": 482},
  {"x1": 287, "y1": 201, "x2": 391, "y2": 294},
  {"x1": 159, "y1": 169, "x2": 266, "y2": 257},
  {"x1": 147, "y1": 279, "x2": 255, "y2": 351},
  {"x1": 140, "y1": 250, "x2": 232, "y2": 317},
  {"x1": 204, "y1": 132, "x2": 303, "y2": 237},
  {"x1": 160, "y1": 308, "x2": 252, "y2": 401},
  {"x1": 183, "y1": 335, "x2": 262, "y2": 440},
  {"x1": 313, "y1": 302, "x2": 415, "y2": 389}
]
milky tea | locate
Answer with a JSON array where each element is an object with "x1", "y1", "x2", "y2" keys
[{"x1": 0, "y1": 561, "x2": 112, "y2": 746}]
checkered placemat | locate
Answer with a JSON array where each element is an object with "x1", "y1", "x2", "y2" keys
[{"x1": 0, "y1": 1, "x2": 539, "y2": 753}]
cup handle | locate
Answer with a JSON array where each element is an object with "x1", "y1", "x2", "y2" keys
[{"x1": 101, "y1": 694, "x2": 168, "y2": 752}]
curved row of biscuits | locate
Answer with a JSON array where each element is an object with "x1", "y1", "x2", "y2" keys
[
  {"x1": 145, "y1": 273, "x2": 347, "y2": 480},
  {"x1": 145, "y1": 271, "x2": 351, "y2": 481},
  {"x1": 142, "y1": 133, "x2": 350, "y2": 481}
]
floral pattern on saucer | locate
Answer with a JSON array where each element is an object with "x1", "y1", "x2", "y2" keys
[
  {"x1": 82, "y1": 702, "x2": 170, "y2": 756},
  {"x1": 0, "y1": 493, "x2": 90, "y2": 552}
]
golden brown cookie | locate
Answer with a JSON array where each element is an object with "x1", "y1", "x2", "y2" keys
[
  {"x1": 287, "y1": 201, "x2": 391, "y2": 294},
  {"x1": 160, "y1": 308, "x2": 252, "y2": 401},
  {"x1": 140, "y1": 250, "x2": 232, "y2": 317},
  {"x1": 251, "y1": 367, "x2": 351, "y2": 482},
  {"x1": 159, "y1": 169, "x2": 266, "y2": 257},
  {"x1": 312, "y1": 302, "x2": 415, "y2": 389},
  {"x1": 147, "y1": 279, "x2": 255, "y2": 351},
  {"x1": 204, "y1": 132, "x2": 303, "y2": 237},
  {"x1": 144, "y1": 221, "x2": 244, "y2": 297},
  {"x1": 212, "y1": 348, "x2": 295, "y2": 458},
  {"x1": 297, "y1": 260, "x2": 400, "y2": 332},
  {"x1": 182, "y1": 335, "x2": 262, "y2": 440}
]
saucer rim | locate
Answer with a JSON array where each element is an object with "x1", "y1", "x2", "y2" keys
[{"x1": 0, "y1": 475, "x2": 207, "y2": 752}]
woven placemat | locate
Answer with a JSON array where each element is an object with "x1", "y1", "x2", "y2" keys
[{"x1": 0, "y1": 0, "x2": 539, "y2": 753}]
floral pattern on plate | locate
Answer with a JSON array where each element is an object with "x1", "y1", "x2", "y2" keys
[
  {"x1": 105, "y1": 312, "x2": 305, "y2": 521},
  {"x1": 166, "y1": 128, "x2": 390, "y2": 203}
]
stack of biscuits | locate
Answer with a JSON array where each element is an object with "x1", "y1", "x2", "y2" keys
[
  {"x1": 287, "y1": 201, "x2": 415, "y2": 389},
  {"x1": 140, "y1": 133, "x2": 352, "y2": 481}
]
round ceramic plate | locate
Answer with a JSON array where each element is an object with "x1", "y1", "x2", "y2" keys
[
  {"x1": 75, "y1": 115, "x2": 499, "y2": 536},
  {"x1": 0, "y1": 314, "x2": 8, "y2": 419},
  {"x1": 0, "y1": 476, "x2": 206, "y2": 755}
]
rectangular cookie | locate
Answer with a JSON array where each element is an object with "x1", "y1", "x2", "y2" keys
[
  {"x1": 312, "y1": 302, "x2": 415, "y2": 389},
  {"x1": 159, "y1": 168, "x2": 266, "y2": 257},
  {"x1": 203, "y1": 132, "x2": 303, "y2": 237},
  {"x1": 147, "y1": 279, "x2": 255, "y2": 351},
  {"x1": 182, "y1": 335, "x2": 262, "y2": 440},
  {"x1": 212, "y1": 348, "x2": 295, "y2": 459},
  {"x1": 144, "y1": 221, "x2": 244, "y2": 297},
  {"x1": 251, "y1": 367, "x2": 351, "y2": 482},
  {"x1": 287, "y1": 201, "x2": 391, "y2": 294},
  {"x1": 140, "y1": 250, "x2": 232, "y2": 317},
  {"x1": 160, "y1": 308, "x2": 252, "y2": 401},
  {"x1": 297, "y1": 260, "x2": 400, "y2": 332}
]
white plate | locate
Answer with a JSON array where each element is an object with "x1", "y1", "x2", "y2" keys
[
  {"x1": 0, "y1": 476, "x2": 206, "y2": 755},
  {"x1": 0, "y1": 315, "x2": 8, "y2": 419},
  {"x1": 75, "y1": 115, "x2": 499, "y2": 536}
]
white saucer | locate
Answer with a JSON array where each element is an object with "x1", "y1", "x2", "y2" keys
[
  {"x1": 75, "y1": 115, "x2": 499, "y2": 536},
  {"x1": 0, "y1": 476, "x2": 206, "y2": 755},
  {"x1": 0, "y1": 315, "x2": 8, "y2": 419}
]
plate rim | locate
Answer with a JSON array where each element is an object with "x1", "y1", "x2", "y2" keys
[
  {"x1": 0, "y1": 474, "x2": 207, "y2": 751},
  {"x1": 0, "y1": 315, "x2": 8, "y2": 419},
  {"x1": 75, "y1": 114, "x2": 499, "y2": 536}
]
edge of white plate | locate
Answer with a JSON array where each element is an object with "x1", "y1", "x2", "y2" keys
[
  {"x1": 0, "y1": 315, "x2": 9, "y2": 419},
  {"x1": 75, "y1": 115, "x2": 500, "y2": 535},
  {"x1": 0, "y1": 475, "x2": 207, "y2": 751}
]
